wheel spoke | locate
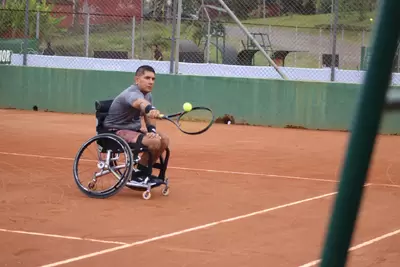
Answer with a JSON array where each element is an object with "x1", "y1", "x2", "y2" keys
[
  {"x1": 109, "y1": 166, "x2": 122, "y2": 181},
  {"x1": 73, "y1": 133, "x2": 133, "y2": 199}
]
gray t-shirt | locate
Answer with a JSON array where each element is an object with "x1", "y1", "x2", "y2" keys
[{"x1": 103, "y1": 85, "x2": 153, "y2": 131}]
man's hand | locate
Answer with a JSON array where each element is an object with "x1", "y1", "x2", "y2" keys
[
  {"x1": 140, "y1": 126, "x2": 148, "y2": 134},
  {"x1": 146, "y1": 132, "x2": 161, "y2": 139},
  {"x1": 147, "y1": 109, "x2": 160, "y2": 119}
]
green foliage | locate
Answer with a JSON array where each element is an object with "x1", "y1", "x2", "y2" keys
[
  {"x1": 190, "y1": 21, "x2": 205, "y2": 46},
  {"x1": 182, "y1": 0, "x2": 198, "y2": 15},
  {"x1": 0, "y1": 0, "x2": 65, "y2": 40},
  {"x1": 144, "y1": 32, "x2": 171, "y2": 50},
  {"x1": 225, "y1": 0, "x2": 258, "y2": 20},
  {"x1": 338, "y1": 0, "x2": 374, "y2": 21}
]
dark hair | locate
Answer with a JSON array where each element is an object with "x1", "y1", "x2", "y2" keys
[{"x1": 135, "y1": 65, "x2": 155, "y2": 77}]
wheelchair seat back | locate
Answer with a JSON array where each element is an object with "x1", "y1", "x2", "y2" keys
[
  {"x1": 95, "y1": 99, "x2": 114, "y2": 134},
  {"x1": 95, "y1": 99, "x2": 125, "y2": 153}
]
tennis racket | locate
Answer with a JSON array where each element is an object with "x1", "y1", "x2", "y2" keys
[{"x1": 158, "y1": 107, "x2": 215, "y2": 135}]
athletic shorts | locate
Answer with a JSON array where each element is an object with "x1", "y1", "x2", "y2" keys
[{"x1": 115, "y1": 129, "x2": 143, "y2": 144}]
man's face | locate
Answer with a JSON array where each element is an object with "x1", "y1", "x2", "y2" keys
[{"x1": 135, "y1": 70, "x2": 155, "y2": 94}]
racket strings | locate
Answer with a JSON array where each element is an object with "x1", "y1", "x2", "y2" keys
[{"x1": 178, "y1": 109, "x2": 214, "y2": 134}]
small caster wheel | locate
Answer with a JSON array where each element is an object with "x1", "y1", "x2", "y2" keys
[
  {"x1": 161, "y1": 186, "x2": 169, "y2": 196},
  {"x1": 88, "y1": 181, "x2": 96, "y2": 190},
  {"x1": 142, "y1": 191, "x2": 151, "y2": 200}
]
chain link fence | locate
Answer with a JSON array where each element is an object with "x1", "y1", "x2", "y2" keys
[
  {"x1": 1, "y1": 0, "x2": 399, "y2": 84},
  {"x1": 0, "y1": 0, "x2": 177, "y2": 64},
  {"x1": 193, "y1": 0, "x2": 381, "y2": 81}
]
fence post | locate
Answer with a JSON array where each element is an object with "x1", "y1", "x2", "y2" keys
[
  {"x1": 23, "y1": 0, "x2": 29, "y2": 66},
  {"x1": 140, "y1": 0, "x2": 144, "y2": 59},
  {"x1": 36, "y1": 9, "x2": 40, "y2": 39},
  {"x1": 83, "y1": 0, "x2": 90, "y2": 57},
  {"x1": 169, "y1": 0, "x2": 178, "y2": 74},
  {"x1": 330, "y1": 0, "x2": 339, "y2": 81},
  {"x1": 131, "y1": 16, "x2": 135, "y2": 59},
  {"x1": 174, "y1": 0, "x2": 182, "y2": 74}
]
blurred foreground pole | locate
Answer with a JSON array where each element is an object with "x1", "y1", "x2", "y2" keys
[{"x1": 319, "y1": 0, "x2": 400, "y2": 266}]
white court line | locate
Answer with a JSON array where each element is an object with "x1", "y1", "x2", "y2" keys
[
  {"x1": 1, "y1": 151, "x2": 399, "y2": 190},
  {"x1": 0, "y1": 228, "x2": 128, "y2": 245},
  {"x1": 299, "y1": 228, "x2": 400, "y2": 267},
  {"x1": 0, "y1": 152, "x2": 83, "y2": 162},
  {"x1": 2, "y1": 151, "x2": 399, "y2": 189},
  {"x1": 170, "y1": 166, "x2": 338, "y2": 183},
  {"x1": 368, "y1": 183, "x2": 400, "y2": 189},
  {"x1": 40, "y1": 191, "x2": 339, "y2": 267},
  {"x1": 1, "y1": 151, "x2": 399, "y2": 188},
  {"x1": 0, "y1": 151, "x2": 338, "y2": 184}
]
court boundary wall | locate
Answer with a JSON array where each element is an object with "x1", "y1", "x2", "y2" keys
[{"x1": 1, "y1": 65, "x2": 400, "y2": 134}]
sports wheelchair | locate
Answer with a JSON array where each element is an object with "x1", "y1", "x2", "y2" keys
[{"x1": 72, "y1": 100, "x2": 170, "y2": 200}]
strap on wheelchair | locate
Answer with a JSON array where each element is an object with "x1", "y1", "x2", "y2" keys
[{"x1": 134, "y1": 133, "x2": 145, "y2": 151}]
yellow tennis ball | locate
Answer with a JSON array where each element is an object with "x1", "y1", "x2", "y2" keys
[{"x1": 183, "y1": 102, "x2": 192, "y2": 112}]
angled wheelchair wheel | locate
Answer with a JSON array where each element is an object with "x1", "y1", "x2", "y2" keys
[{"x1": 73, "y1": 133, "x2": 134, "y2": 199}]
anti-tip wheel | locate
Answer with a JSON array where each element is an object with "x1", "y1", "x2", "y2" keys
[
  {"x1": 161, "y1": 186, "x2": 169, "y2": 196},
  {"x1": 88, "y1": 181, "x2": 97, "y2": 190},
  {"x1": 142, "y1": 191, "x2": 151, "y2": 200}
]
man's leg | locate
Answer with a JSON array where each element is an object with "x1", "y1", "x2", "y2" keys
[
  {"x1": 116, "y1": 130, "x2": 161, "y2": 163},
  {"x1": 116, "y1": 129, "x2": 161, "y2": 183},
  {"x1": 151, "y1": 131, "x2": 169, "y2": 162},
  {"x1": 115, "y1": 129, "x2": 142, "y2": 144},
  {"x1": 138, "y1": 131, "x2": 169, "y2": 166}
]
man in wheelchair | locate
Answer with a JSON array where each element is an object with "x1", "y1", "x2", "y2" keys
[{"x1": 103, "y1": 65, "x2": 170, "y2": 187}]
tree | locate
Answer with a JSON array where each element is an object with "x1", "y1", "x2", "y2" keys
[
  {"x1": 339, "y1": 0, "x2": 376, "y2": 21},
  {"x1": 280, "y1": 0, "x2": 304, "y2": 15},
  {"x1": 315, "y1": 0, "x2": 332, "y2": 14},
  {"x1": 0, "y1": 0, "x2": 65, "y2": 40},
  {"x1": 225, "y1": 0, "x2": 258, "y2": 20}
]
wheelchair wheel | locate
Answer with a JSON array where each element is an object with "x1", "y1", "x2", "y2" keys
[{"x1": 73, "y1": 133, "x2": 134, "y2": 199}]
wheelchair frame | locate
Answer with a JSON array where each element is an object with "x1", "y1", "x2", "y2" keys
[{"x1": 72, "y1": 100, "x2": 171, "y2": 200}]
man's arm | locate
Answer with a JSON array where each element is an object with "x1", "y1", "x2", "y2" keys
[
  {"x1": 132, "y1": 98, "x2": 152, "y2": 113},
  {"x1": 140, "y1": 116, "x2": 147, "y2": 133},
  {"x1": 144, "y1": 114, "x2": 157, "y2": 131},
  {"x1": 132, "y1": 98, "x2": 159, "y2": 133},
  {"x1": 138, "y1": 111, "x2": 156, "y2": 133}
]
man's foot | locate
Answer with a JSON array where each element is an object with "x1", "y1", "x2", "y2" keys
[
  {"x1": 125, "y1": 164, "x2": 159, "y2": 187},
  {"x1": 126, "y1": 175, "x2": 157, "y2": 187},
  {"x1": 137, "y1": 163, "x2": 149, "y2": 173}
]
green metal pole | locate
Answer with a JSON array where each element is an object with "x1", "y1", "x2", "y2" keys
[{"x1": 319, "y1": 0, "x2": 400, "y2": 266}]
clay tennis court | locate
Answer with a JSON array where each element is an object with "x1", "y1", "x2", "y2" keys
[{"x1": 1, "y1": 108, "x2": 400, "y2": 267}]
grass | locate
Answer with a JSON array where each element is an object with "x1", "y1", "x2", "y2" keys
[{"x1": 243, "y1": 11, "x2": 376, "y2": 30}]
